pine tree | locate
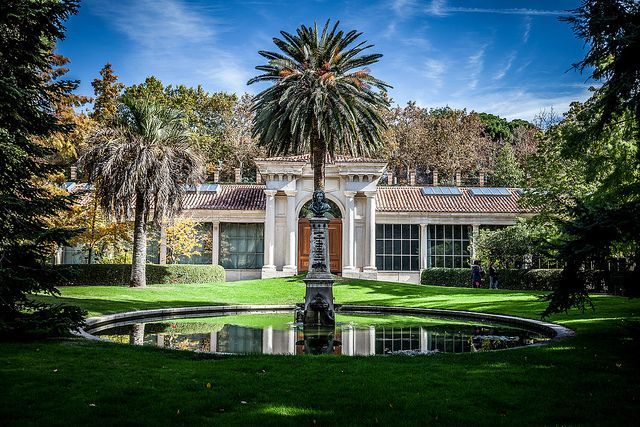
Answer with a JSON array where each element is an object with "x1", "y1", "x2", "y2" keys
[
  {"x1": 0, "y1": 0, "x2": 84, "y2": 336},
  {"x1": 490, "y1": 143, "x2": 525, "y2": 187},
  {"x1": 90, "y1": 63, "x2": 124, "y2": 123}
]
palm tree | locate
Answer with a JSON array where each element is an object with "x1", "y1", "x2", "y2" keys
[
  {"x1": 80, "y1": 97, "x2": 205, "y2": 287},
  {"x1": 248, "y1": 20, "x2": 390, "y2": 193}
]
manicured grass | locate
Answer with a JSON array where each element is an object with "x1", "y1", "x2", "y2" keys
[{"x1": 2, "y1": 277, "x2": 639, "y2": 425}]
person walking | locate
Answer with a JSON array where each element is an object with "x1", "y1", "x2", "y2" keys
[
  {"x1": 489, "y1": 262, "x2": 498, "y2": 289},
  {"x1": 471, "y1": 260, "x2": 484, "y2": 288}
]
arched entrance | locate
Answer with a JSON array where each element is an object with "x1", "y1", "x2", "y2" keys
[{"x1": 298, "y1": 199, "x2": 342, "y2": 274}]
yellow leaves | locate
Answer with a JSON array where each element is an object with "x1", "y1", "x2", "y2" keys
[{"x1": 165, "y1": 218, "x2": 202, "y2": 262}]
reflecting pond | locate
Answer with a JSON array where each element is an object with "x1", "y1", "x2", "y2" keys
[{"x1": 90, "y1": 313, "x2": 549, "y2": 356}]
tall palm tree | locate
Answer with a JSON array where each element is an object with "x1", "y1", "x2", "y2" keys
[
  {"x1": 80, "y1": 97, "x2": 205, "y2": 287},
  {"x1": 248, "y1": 20, "x2": 390, "y2": 193}
]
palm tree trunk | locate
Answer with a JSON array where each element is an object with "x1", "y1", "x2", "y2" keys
[
  {"x1": 130, "y1": 192, "x2": 147, "y2": 287},
  {"x1": 312, "y1": 137, "x2": 326, "y2": 191}
]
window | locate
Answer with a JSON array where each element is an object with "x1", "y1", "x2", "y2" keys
[
  {"x1": 427, "y1": 225, "x2": 471, "y2": 268},
  {"x1": 375, "y1": 224, "x2": 420, "y2": 271},
  {"x1": 219, "y1": 223, "x2": 264, "y2": 269}
]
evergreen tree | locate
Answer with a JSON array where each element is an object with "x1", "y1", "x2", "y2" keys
[
  {"x1": 0, "y1": 0, "x2": 84, "y2": 336},
  {"x1": 490, "y1": 143, "x2": 525, "y2": 187},
  {"x1": 90, "y1": 63, "x2": 124, "y2": 124}
]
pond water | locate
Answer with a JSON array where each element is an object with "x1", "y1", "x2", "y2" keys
[{"x1": 90, "y1": 312, "x2": 549, "y2": 356}]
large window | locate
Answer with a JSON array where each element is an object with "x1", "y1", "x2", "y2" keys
[
  {"x1": 375, "y1": 224, "x2": 420, "y2": 271},
  {"x1": 427, "y1": 225, "x2": 471, "y2": 268},
  {"x1": 219, "y1": 223, "x2": 264, "y2": 269}
]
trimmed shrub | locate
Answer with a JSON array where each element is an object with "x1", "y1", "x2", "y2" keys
[
  {"x1": 51, "y1": 264, "x2": 225, "y2": 286},
  {"x1": 420, "y1": 268, "x2": 561, "y2": 291}
]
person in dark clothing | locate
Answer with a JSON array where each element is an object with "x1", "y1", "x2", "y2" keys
[
  {"x1": 471, "y1": 260, "x2": 484, "y2": 288},
  {"x1": 489, "y1": 262, "x2": 498, "y2": 289}
]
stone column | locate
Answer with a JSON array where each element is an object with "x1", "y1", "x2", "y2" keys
[
  {"x1": 234, "y1": 167, "x2": 242, "y2": 183},
  {"x1": 479, "y1": 171, "x2": 486, "y2": 187},
  {"x1": 211, "y1": 221, "x2": 220, "y2": 266},
  {"x1": 159, "y1": 224, "x2": 167, "y2": 265},
  {"x1": 283, "y1": 190, "x2": 298, "y2": 275},
  {"x1": 262, "y1": 190, "x2": 277, "y2": 275},
  {"x1": 256, "y1": 172, "x2": 262, "y2": 184},
  {"x1": 343, "y1": 191, "x2": 357, "y2": 276},
  {"x1": 262, "y1": 326, "x2": 273, "y2": 354},
  {"x1": 455, "y1": 171, "x2": 462, "y2": 187},
  {"x1": 363, "y1": 191, "x2": 377, "y2": 278},
  {"x1": 387, "y1": 170, "x2": 394, "y2": 185},
  {"x1": 369, "y1": 325, "x2": 376, "y2": 355},
  {"x1": 471, "y1": 224, "x2": 480, "y2": 260},
  {"x1": 420, "y1": 223, "x2": 429, "y2": 269},
  {"x1": 432, "y1": 170, "x2": 439, "y2": 186},
  {"x1": 409, "y1": 169, "x2": 416, "y2": 186},
  {"x1": 213, "y1": 170, "x2": 220, "y2": 183}
]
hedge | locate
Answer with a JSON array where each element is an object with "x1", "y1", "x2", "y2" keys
[
  {"x1": 420, "y1": 268, "x2": 561, "y2": 291},
  {"x1": 51, "y1": 264, "x2": 225, "y2": 286}
]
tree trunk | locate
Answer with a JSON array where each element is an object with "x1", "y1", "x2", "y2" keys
[
  {"x1": 312, "y1": 136, "x2": 326, "y2": 191},
  {"x1": 130, "y1": 192, "x2": 147, "y2": 287},
  {"x1": 87, "y1": 191, "x2": 99, "y2": 264}
]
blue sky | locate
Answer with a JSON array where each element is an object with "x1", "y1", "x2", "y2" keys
[{"x1": 58, "y1": 0, "x2": 592, "y2": 121}]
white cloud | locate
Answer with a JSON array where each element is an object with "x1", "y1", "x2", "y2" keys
[
  {"x1": 522, "y1": 16, "x2": 532, "y2": 43},
  {"x1": 425, "y1": 0, "x2": 448, "y2": 17},
  {"x1": 88, "y1": 0, "x2": 250, "y2": 93},
  {"x1": 442, "y1": 7, "x2": 563, "y2": 16},
  {"x1": 467, "y1": 45, "x2": 487, "y2": 89},
  {"x1": 494, "y1": 52, "x2": 516, "y2": 80},
  {"x1": 423, "y1": 58, "x2": 446, "y2": 87}
]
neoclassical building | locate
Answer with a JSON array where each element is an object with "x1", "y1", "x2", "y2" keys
[{"x1": 60, "y1": 155, "x2": 528, "y2": 284}]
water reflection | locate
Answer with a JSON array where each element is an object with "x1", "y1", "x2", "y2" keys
[{"x1": 95, "y1": 317, "x2": 547, "y2": 355}]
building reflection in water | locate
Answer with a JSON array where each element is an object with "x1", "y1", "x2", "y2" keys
[{"x1": 133, "y1": 323, "x2": 535, "y2": 355}]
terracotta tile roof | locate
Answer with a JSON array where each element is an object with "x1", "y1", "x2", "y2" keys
[
  {"x1": 183, "y1": 184, "x2": 265, "y2": 210},
  {"x1": 256, "y1": 153, "x2": 384, "y2": 163},
  {"x1": 376, "y1": 186, "x2": 526, "y2": 214}
]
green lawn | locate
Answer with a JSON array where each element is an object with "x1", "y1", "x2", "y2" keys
[{"x1": 1, "y1": 277, "x2": 639, "y2": 425}]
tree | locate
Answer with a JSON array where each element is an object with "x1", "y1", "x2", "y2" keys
[
  {"x1": 531, "y1": 0, "x2": 640, "y2": 314},
  {"x1": 0, "y1": 0, "x2": 84, "y2": 335},
  {"x1": 41, "y1": 53, "x2": 93, "y2": 166},
  {"x1": 248, "y1": 20, "x2": 390, "y2": 192},
  {"x1": 90, "y1": 63, "x2": 124, "y2": 124},
  {"x1": 490, "y1": 143, "x2": 525, "y2": 187},
  {"x1": 123, "y1": 77, "x2": 236, "y2": 166},
  {"x1": 221, "y1": 93, "x2": 264, "y2": 180},
  {"x1": 165, "y1": 218, "x2": 202, "y2": 263},
  {"x1": 479, "y1": 112, "x2": 513, "y2": 142},
  {"x1": 79, "y1": 97, "x2": 205, "y2": 287}
]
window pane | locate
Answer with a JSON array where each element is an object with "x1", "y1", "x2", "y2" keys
[
  {"x1": 445, "y1": 225, "x2": 453, "y2": 239},
  {"x1": 401, "y1": 224, "x2": 410, "y2": 240},
  {"x1": 454, "y1": 225, "x2": 461, "y2": 239},
  {"x1": 411, "y1": 257, "x2": 419, "y2": 271},
  {"x1": 411, "y1": 240, "x2": 419, "y2": 255},
  {"x1": 385, "y1": 240, "x2": 393, "y2": 253},
  {"x1": 393, "y1": 240, "x2": 402, "y2": 254},
  {"x1": 393, "y1": 224, "x2": 402, "y2": 239},
  {"x1": 385, "y1": 224, "x2": 393, "y2": 238},
  {"x1": 376, "y1": 240, "x2": 384, "y2": 254},
  {"x1": 402, "y1": 256, "x2": 410, "y2": 271},
  {"x1": 376, "y1": 256, "x2": 384, "y2": 270},
  {"x1": 401, "y1": 240, "x2": 409, "y2": 255},
  {"x1": 376, "y1": 224, "x2": 384, "y2": 236},
  {"x1": 445, "y1": 256, "x2": 454, "y2": 268},
  {"x1": 393, "y1": 256, "x2": 401, "y2": 271}
]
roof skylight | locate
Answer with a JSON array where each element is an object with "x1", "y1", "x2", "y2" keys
[
  {"x1": 469, "y1": 187, "x2": 511, "y2": 196},
  {"x1": 421, "y1": 187, "x2": 461, "y2": 195}
]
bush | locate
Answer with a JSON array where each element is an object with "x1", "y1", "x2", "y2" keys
[
  {"x1": 51, "y1": 264, "x2": 225, "y2": 286},
  {"x1": 420, "y1": 268, "x2": 561, "y2": 291}
]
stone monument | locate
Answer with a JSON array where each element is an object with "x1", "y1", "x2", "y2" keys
[{"x1": 301, "y1": 190, "x2": 336, "y2": 327}]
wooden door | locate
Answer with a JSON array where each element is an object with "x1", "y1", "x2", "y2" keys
[{"x1": 298, "y1": 218, "x2": 342, "y2": 274}]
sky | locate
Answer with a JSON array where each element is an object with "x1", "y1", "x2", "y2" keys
[{"x1": 58, "y1": 0, "x2": 593, "y2": 121}]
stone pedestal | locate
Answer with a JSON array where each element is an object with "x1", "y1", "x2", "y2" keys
[{"x1": 302, "y1": 216, "x2": 335, "y2": 327}]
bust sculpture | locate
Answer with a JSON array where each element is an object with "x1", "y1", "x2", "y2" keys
[{"x1": 309, "y1": 190, "x2": 332, "y2": 217}]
